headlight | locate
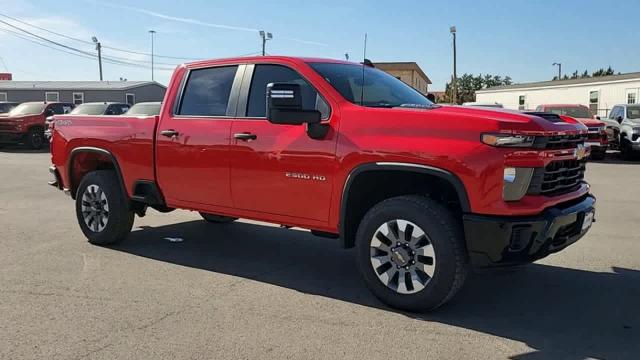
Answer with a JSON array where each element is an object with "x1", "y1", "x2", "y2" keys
[
  {"x1": 482, "y1": 133, "x2": 535, "y2": 147},
  {"x1": 503, "y1": 167, "x2": 534, "y2": 201}
]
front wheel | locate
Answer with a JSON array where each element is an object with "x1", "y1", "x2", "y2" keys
[
  {"x1": 356, "y1": 195, "x2": 468, "y2": 312},
  {"x1": 620, "y1": 138, "x2": 633, "y2": 160},
  {"x1": 75, "y1": 170, "x2": 134, "y2": 245},
  {"x1": 26, "y1": 127, "x2": 44, "y2": 150}
]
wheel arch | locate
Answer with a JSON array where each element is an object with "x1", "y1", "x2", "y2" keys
[
  {"x1": 339, "y1": 162, "x2": 470, "y2": 248},
  {"x1": 67, "y1": 146, "x2": 127, "y2": 200}
]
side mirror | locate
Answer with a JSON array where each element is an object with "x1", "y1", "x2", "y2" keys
[
  {"x1": 267, "y1": 83, "x2": 321, "y2": 125},
  {"x1": 617, "y1": 116, "x2": 623, "y2": 123},
  {"x1": 45, "y1": 109, "x2": 54, "y2": 117},
  {"x1": 594, "y1": 115, "x2": 601, "y2": 120},
  {"x1": 266, "y1": 83, "x2": 328, "y2": 139}
]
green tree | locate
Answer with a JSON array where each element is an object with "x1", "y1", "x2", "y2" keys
[{"x1": 439, "y1": 73, "x2": 513, "y2": 104}]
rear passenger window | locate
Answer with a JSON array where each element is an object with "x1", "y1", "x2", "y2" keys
[
  {"x1": 247, "y1": 64, "x2": 329, "y2": 119},
  {"x1": 178, "y1": 66, "x2": 238, "y2": 116}
]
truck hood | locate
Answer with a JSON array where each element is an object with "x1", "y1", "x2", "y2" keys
[
  {"x1": 572, "y1": 117, "x2": 605, "y2": 127},
  {"x1": 423, "y1": 105, "x2": 588, "y2": 135}
]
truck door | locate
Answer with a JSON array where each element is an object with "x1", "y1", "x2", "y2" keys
[
  {"x1": 156, "y1": 65, "x2": 243, "y2": 208},
  {"x1": 229, "y1": 63, "x2": 337, "y2": 222}
]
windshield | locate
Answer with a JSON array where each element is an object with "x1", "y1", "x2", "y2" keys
[
  {"x1": 309, "y1": 62, "x2": 433, "y2": 108},
  {"x1": 125, "y1": 103, "x2": 161, "y2": 116},
  {"x1": 8, "y1": 103, "x2": 47, "y2": 116},
  {"x1": 628, "y1": 106, "x2": 640, "y2": 119},
  {"x1": 70, "y1": 103, "x2": 109, "y2": 115},
  {"x1": 546, "y1": 106, "x2": 592, "y2": 118},
  {"x1": 0, "y1": 103, "x2": 16, "y2": 113}
]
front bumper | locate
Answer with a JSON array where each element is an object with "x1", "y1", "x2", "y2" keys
[
  {"x1": 463, "y1": 194, "x2": 596, "y2": 267},
  {"x1": 0, "y1": 131, "x2": 26, "y2": 144}
]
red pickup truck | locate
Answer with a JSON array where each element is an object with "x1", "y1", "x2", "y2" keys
[
  {"x1": 535, "y1": 104, "x2": 608, "y2": 159},
  {"x1": 49, "y1": 56, "x2": 596, "y2": 311},
  {"x1": 0, "y1": 101, "x2": 74, "y2": 149}
]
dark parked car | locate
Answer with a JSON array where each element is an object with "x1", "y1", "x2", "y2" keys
[
  {"x1": 45, "y1": 102, "x2": 131, "y2": 139},
  {"x1": 124, "y1": 102, "x2": 162, "y2": 116},
  {"x1": 0, "y1": 101, "x2": 20, "y2": 114}
]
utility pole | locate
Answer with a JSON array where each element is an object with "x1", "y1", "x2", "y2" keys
[
  {"x1": 553, "y1": 62, "x2": 562, "y2": 80},
  {"x1": 149, "y1": 30, "x2": 156, "y2": 81},
  {"x1": 259, "y1": 30, "x2": 272, "y2": 56},
  {"x1": 450, "y1": 26, "x2": 457, "y2": 104},
  {"x1": 92, "y1": 36, "x2": 103, "y2": 81}
]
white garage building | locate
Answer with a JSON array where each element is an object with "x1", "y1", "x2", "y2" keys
[{"x1": 475, "y1": 72, "x2": 640, "y2": 117}]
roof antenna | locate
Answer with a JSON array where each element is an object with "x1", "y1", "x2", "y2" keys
[{"x1": 360, "y1": 33, "x2": 367, "y2": 106}]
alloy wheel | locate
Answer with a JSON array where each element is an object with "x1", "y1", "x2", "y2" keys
[
  {"x1": 81, "y1": 184, "x2": 109, "y2": 232},
  {"x1": 370, "y1": 219, "x2": 436, "y2": 294}
]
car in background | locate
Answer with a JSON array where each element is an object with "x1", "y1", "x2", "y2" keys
[
  {"x1": 0, "y1": 101, "x2": 20, "y2": 114},
  {"x1": 535, "y1": 104, "x2": 608, "y2": 160},
  {"x1": 604, "y1": 104, "x2": 640, "y2": 159},
  {"x1": 0, "y1": 102, "x2": 73, "y2": 149},
  {"x1": 124, "y1": 102, "x2": 162, "y2": 116},
  {"x1": 462, "y1": 102, "x2": 503, "y2": 108},
  {"x1": 45, "y1": 102, "x2": 130, "y2": 139}
]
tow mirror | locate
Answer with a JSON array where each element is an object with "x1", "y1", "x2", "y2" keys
[{"x1": 266, "y1": 83, "x2": 328, "y2": 139}]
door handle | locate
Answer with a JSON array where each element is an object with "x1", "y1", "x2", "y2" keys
[
  {"x1": 234, "y1": 132, "x2": 257, "y2": 141},
  {"x1": 160, "y1": 129, "x2": 179, "y2": 138}
]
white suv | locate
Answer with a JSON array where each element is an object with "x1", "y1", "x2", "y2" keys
[{"x1": 604, "y1": 104, "x2": 640, "y2": 159}]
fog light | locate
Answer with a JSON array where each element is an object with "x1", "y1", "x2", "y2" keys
[
  {"x1": 504, "y1": 168, "x2": 517, "y2": 183},
  {"x1": 503, "y1": 167, "x2": 534, "y2": 201}
]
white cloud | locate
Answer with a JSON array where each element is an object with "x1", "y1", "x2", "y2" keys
[{"x1": 84, "y1": 0, "x2": 328, "y2": 47}]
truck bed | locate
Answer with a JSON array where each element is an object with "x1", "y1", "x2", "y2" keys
[{"x1": 50, "y1": 114, "x2": 159, "y2": 197}]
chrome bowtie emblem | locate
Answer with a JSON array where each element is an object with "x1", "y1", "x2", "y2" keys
[{"x1": 574, "y1": 144, "x2": 586, "y2": 160}]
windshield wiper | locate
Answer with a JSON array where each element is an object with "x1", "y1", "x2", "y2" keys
[{"x1": 396, "y1": 103, "x2": 437, "y2": 109}]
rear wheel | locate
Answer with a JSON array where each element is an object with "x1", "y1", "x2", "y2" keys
[
  {"x1": 75, "y1": 170, "x2": 134, "y2": 245},
  {"x1": 26, "y1": 127, "x2": 44, "y2": 150},
  {"x1": 200, "y1": 212, "x2": 238, "y2": 223},
  {"x1": 355, "y1": 195, "x2": 468, "y2": 312}
]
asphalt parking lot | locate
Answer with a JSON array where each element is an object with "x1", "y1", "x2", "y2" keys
[{"x1": 0, "y1": 147, "x2": 638, "y2": 360}]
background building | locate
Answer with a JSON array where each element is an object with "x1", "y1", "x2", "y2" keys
[
  {"x1": 0, "y1": 81, "x2": 166, "y2": 105},
  {"x1": 374, "y1": 62, "x2": 431, "y2": 94},
  {"x1": 476, "y1": 72, "x2": 640, "y2": 116}
]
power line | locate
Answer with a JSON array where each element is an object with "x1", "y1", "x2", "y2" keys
[
  {"x1": 0, "y1": 12, "x2": 205, "y2": 60},
  {"x1": 0, "y1": 26, "x2": 175, "y2": 71}
]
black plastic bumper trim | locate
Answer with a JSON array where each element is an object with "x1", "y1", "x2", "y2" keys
[{"x1": 463, "y1": 194, "x2": 596, "y2": 268}]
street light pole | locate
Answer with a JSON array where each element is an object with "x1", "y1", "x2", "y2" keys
[
  {"x1": 553, "y1": 62, "x2": 562, "y2": 80},
  {"x1": 92, "y1": 36, "x2": 103, "y2": 81},
  {"x1": 450, "y1": 26, "x2": 457, "y2": 104},
  {"x1": 259, "y1": 30, "x2": 273, "y2": 56},
  {"x1": 149, "y1": 30, "x2": 156, "y2": 81}
]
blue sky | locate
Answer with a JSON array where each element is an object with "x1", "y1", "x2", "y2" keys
[{"x1": 0, "y1": 0, "x2": 638, "y2": 90}]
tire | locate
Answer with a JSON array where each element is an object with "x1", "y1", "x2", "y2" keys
[
  {"x1": 355, "y1": 195, "x2": 468, "y2": 312},
  {"x1": 26, "y1": 127, "x2": 44, "y2": 150},
  {"x1": 620, "y1": 138, "x2": 633, "y2": 160},
  {"x1": 200, "y1": 212, "x2": 238, "y2": 223},
  {"x1": 590, "y1": 151, "x2": 606, "y2": 161},
  {"x1": 75, "y1": 170, "x2": 134, "y2": 245}
]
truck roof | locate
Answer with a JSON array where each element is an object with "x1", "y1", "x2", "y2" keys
[{"x1": 183, "y1": 56, "x2": 353, "y2": 68}]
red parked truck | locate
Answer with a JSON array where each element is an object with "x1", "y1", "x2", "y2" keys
[
  {"x1": 0, "y1": 101, "x2": 74, "y2": 149},
  {"x1": 49, "y1": 57, "x2": 596, "y2": 311},
  {"x1": 535, "y1": 104, "x2": 608, "y2": 159}
]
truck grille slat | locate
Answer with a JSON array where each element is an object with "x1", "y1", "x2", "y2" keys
[{"x1": 528, "y1": 159, "x2": 587, "y2": 196}]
